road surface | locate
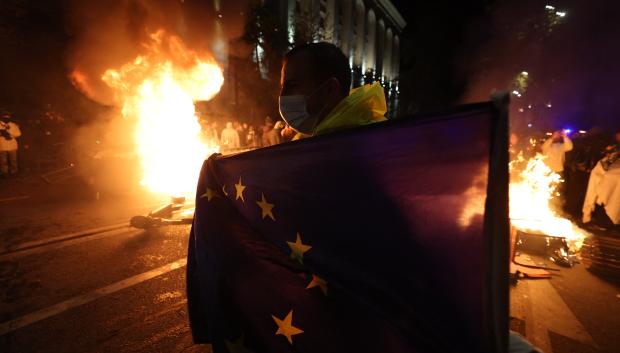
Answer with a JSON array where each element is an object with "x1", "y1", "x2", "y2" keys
[{"x1": 0, "y1": 176, "x2": 618, "y2": 353}]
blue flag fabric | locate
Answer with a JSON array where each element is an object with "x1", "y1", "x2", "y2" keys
[{"x1": 187, "y1": 101, "x2": 509, "y2": 353}]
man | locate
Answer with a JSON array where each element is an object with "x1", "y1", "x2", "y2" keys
[
  {"x1": 220, "y1": 121, "x2": 240, "y2": 151},
  {"x1": 273, "y1": 120, "x2": 285, "y2": 142},
  {"x1": 278, "y1": 42, "x2": 540, "y2": 353},
  {"x1": 246, "y1": 125, "x2": 258, "y2": 148},
  {"x1": 582, "y1": 130, "x2": 620, "y2": 225},
  {"x1": 278, "y1": 42, "x2": 386, "y2": 139},
  {"x1": 600, "y1": 131, "x2": 620, "y2": 171},
  {"x1": 0, "y1": 111, "x2": 21, "y2": 176},
  {"x1": 542, "y1": 130, "x2": 573, "y2": 174},
  {"x1": 188, "y1": 42, "x2": 539, "y2": 353},
  {"x1": 233, "y1": 121, "x2": 246, "y2": 148},
  {"x1": 261, "y1": 117, "x2": 280, "y2": 147}
]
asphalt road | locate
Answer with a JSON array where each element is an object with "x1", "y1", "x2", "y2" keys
[
  {"x1": 0, "y1": 177, "x2": 211, "y2": 353},
  {"x1": 0, "y1": 177, "x2": 618, "y2": 353},
  {"x1": 510, "y1": 254, "x2": 620, "y2": 353}
]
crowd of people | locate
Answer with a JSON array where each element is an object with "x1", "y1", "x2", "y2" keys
[
  {"x1": 0, "y1": 106, "x2": 297, "y2": 178},
  {"x1": 199, "y1": 116, "x2": 290, "y2": 153}
]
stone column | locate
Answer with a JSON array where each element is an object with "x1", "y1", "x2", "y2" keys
[
  {"x1": 324, "y1": 0, "x2": 337, "y2": 43},
  {"x1": 390, "y1": 34, "x2": 400, "y2": 116},
  {"x1": 364, "y1": 9, "x2": 376, "y2": 83},
  {"x1": 353, "y1": 0, "x2": 366, "y2": 69},
  {"x1": 284, "y1": 0, "x2": 296, "y2": 45},
  {"x1": 382, "y1": 27, "x2": 393, "y2": 82},
  {"x1": 339, "y1": 0, "x2": 354, "y2": 58},
  {"x1": 375, "y1": 19, "x2": 385, "y2": 82},
  {"x1": 347, "y1": 0, "x2": 364, "y2": 87},
  {"x1": 391, "y1": 34, "x2": 400, "y2": 80}
]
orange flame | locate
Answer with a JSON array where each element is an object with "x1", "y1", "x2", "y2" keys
[
  {"x1": 101, "y1": 30, "x2": 223, "y2": 196},
  {"x1": 510, "y1": 153, "x2": 589, "y2": 251}
]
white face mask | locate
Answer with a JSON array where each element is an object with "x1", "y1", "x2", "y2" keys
[{"x1": 278, "y1": 79, "x2": 332, "y2": 135}]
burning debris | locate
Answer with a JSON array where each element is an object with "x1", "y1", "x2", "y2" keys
[
  {"x1": 63, "y1": 0, "x2": 250, "y2": 199},
  {"x1": 509, "y1": 152, "x2": 590, "y2": 267},
  {"x1": 130, "y1": 196, "x2": 193, "y2": 229},
  {"x1": 100, "y1": 30, "x2": 224, "y2": 196}
]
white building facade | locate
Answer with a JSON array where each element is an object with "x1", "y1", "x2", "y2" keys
[{"x1": 278, "y1": 0, "x2": 406, "y2": 117}]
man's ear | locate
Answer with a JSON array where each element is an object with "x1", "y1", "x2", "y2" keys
[{"x1": 326, "y1": 77, "x2": 341, "y2": 97}]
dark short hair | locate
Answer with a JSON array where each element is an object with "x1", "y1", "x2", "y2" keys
[{"x1": 284, "y1": 42, "x2": 351, "y2": 97}]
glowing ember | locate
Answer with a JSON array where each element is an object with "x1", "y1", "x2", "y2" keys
[
  {"x1": 510, "y1": 153, "x2": 589, "y2": 251},
  {"x1": 102, "y1": 30, "x2": 223, "y2": 196}
]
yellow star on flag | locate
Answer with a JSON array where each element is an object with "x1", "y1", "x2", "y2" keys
[
  {"x1": 287, "y1": 233, "x2": 311, "y2": 264},
  {"x1": 271, "y1": 310, "x2": 303, "y2": 344},
  {"x1": 222, "y1": 184, "x2": 229, "y2": 196},
  {"x1": 235, "y1": 177, "x2": 246, "y2": 202},
  {"x1": 200, "y1": 187, "x2": 218, "y2": 201},
  {"x1": 256, "y1": 193, "x2": 275, "y2": 220},
  {"x1": 306, "y1": 274, "x2": 328, "y2": 295}
]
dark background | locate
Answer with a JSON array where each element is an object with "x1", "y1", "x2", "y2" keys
[{"x1": 1, "y1": 0, "x2": 619, "y2": 135}]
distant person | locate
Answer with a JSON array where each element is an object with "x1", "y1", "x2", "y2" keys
[
  {"x1": 236, "y1": 121, "x2": 247, "y2": 148},
  {"x1": 543, "y1": 130, "x2": 573, "y2": 210},
  {"x1": 280, "y1": 123, "x2": 296, "y2": 142},
  {"x1": 211, "y1": 122, "x2": 220, "y2": 145},
  {"x1": 600, "y1": 130, "x2": 620, "y2": 171},
  {"x1": 221, "y1": 122, "x2": 240, "y2": 150},
  {"x1": 246, "y1": 126, "x2": 258, "y2": 148},
  {"x1": 273, "y1": 121, "x2": 285, "y2": 143},
  {"x1": 0, "y1": 111, "x2": 22, "y2": 176},
  {"x1": 261, "y1": 117, "x2": 280, "y2": 147},
  {"x1": 542, "y1": 130, "x2": 573, "y2": 175}
]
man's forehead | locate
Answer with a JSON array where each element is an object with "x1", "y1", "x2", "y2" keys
[{"x1": 282, "y1": 53, "x2": 313, "y2": 82}]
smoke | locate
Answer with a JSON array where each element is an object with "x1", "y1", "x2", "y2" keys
[
  {"x1": 65, "y1": 0, "x2": 248, "y2": 105},
  {"x1": 63, "y1": 0, "x2": 249, "y2": 196},
  {"x1": 460, "y1": 0, "x2": 620, "y2": 131}
]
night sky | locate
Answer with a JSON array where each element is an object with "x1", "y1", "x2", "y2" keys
[{"x1": 396, "y1": 0, "x2": 620, "y2": 132}]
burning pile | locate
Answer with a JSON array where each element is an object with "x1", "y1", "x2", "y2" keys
[
  {"x1": 509, "y1": 153, "x2": 589, "y2": 251},
  {"x1": 101, "y1": 30, "x2": 223, "y2": 196}
]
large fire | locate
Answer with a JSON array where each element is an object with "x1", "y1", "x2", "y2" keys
[
  {"x1": 510, "y1": 153, "x2": 589, "y2": 251},
  {"x1": 101, "y1": 30, "x2": 223, "y2": 196}
]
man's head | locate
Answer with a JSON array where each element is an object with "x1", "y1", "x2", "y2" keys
[
  {"x1": 552, "y1": 130, "x2": 564, "y2": 143},
  {"x1": 226, "y1": 122, "x2": 233, "y2": 129},
  {"x1": 274, "y1": 121, "x2": 285, "y2": 130},
  {"x1": 279, "y1": 42, "x2": 351, "y2": 133}
]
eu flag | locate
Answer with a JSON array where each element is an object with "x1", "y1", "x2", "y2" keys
[{"x1": 187, "y1": 97, "x2": 510, "y2": 353}]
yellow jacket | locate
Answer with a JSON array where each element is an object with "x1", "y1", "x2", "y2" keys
[{"x1": 293, "y1": 82, "x2": 387, "y2": 140}]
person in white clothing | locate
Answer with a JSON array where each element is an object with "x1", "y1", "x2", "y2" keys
[
  {"x1": 220, "y1": 122, "x2": 240, "y2": 151},
  {"x1": 543, "y1": 130, "x2": 573, "y2": 210},
  {"x1": 0, "y1": 111, "x2": 22, "y2": 176},
  {"x1": 542, "y1": 130, "x2": 573, "y2": 174}
]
